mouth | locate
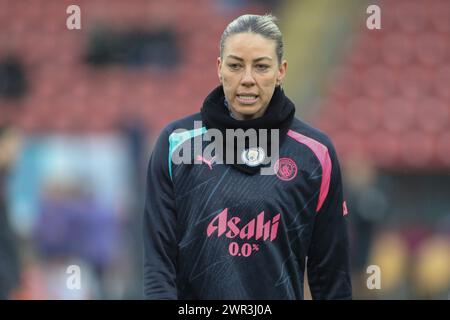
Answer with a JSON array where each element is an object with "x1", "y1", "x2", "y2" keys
[{"x1": 236, "y1": 94, "x2": 259, "y2": 105}]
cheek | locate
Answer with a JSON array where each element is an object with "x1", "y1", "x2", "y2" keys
[
  {"x1": 260, "y1": 79, "x2": 276, "y2": 94},
  {"x1": 223, "y1": 78, "x2": 238, "y2": 93},
  {"x1": 258, "y1": 74, "x2": 277, "y2": 87},
  {"x1": 222, "y1": 82, "x2": 237, "y2": 100}
]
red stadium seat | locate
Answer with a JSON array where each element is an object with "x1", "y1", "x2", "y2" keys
[
  {"x1": 381, "y1": 97, "x2": 416, "y2": 133},
  {"x1": 345, "y1": 97, "x2": 380, "y2": 133},
  {"x1": 414, "y1": 32, "x2": 448, "y2": 66},
  {"x1": 415, "y1": 96, "x2": 449, "y2": 133},
  {"x1": 376, "y1": 0, "x2": 396, "y2": 31},
  {"x1": 326, "y1": 66, "x2": 362, "y2": 100},
  {"x1": 398, "y1": 66, "x2": 434, "y2": 100},
  {"x1": 380, "y1": 33, "x2": 414, "y2": 67},
  {"x1": 311, "y1": 98, "x2": 346, "y2": 133},
  {"x1": 361, "y1": 65, "x2": 398, "y2": 99},
  {"x1": 346, "y1": 35, "x2": 380, "y2": 67},
  {"x1": 394, "y1": 0, "x2": 429, "y2": 34},
  {"x1": 329, "y1": 131, "x2": 365, "y2": 164},
  {"x1": 434, "y1": 65, "x2": 450, "y2": 100},
  {"x1": 429, "y1": 0, "x2": 450, "y2": 33}
]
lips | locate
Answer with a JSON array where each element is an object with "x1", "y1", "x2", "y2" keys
[{"x1": 236, "y1": 93, "x2": 259, "y2": 105}]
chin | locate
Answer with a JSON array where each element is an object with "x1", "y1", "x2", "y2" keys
[
  {"x1": 235, "y1": 108, "x2": 264, "y2": 119},
  {"x1": 240, "y1": 107, "x2": 259, "y2": 114},
  {"x1": 236, "y1": 103, "x2": 261, "y2": 112}
]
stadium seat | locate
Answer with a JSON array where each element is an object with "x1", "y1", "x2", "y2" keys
[
  {"x1": 415, "y1": 32, "x2": 448, "y2": 66},
  {"x1": 361, "y1": 65, "x2": 397, "y2": 99},
  {"x1": 381, "y1": 33, "x2": 414, "y2": 67},
  {"x1": 381, "y1": 97, "x2": 416, "y2": 133},
  {"x1": 415, "y1": 96, "x2": 449, "y2": 133}
]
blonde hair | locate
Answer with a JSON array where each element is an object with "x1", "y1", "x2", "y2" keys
[{"x1": 220, "y1": 14, "x2": 284, "y2": 65}]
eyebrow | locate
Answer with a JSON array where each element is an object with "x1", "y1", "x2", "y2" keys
[{"x1": 226, "y1": 55, "x2": 273, "y2": 62}]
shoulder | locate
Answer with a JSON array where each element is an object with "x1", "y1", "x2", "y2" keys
[
  {"x1": 148, "y1": 113, "x2": 203, "y2": 176},
  {"x1": 287, "y1": 117, "x2": 340, "y2": 164},
  {"x1": 289, "y1": 118, "x2": 335, "y2": 150},
  {"x1": 153, "y1": 113, "x2": 204, "y2": 147},
  {"x1": 288, "y1": 117, "x2": 337, "y2": 153},
  {"x1": 151, "y1": 113, "x2": 205, "y2": 164},
  {"x1": 160, "y1": 113, "x2": 203, "y2": 136},
  {"x1": 150, "y1": 112, "x2": 203, "y2": 155}
]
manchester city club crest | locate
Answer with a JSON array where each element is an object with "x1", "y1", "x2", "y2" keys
[
  {"x1": 241, "y1": 147, "x2": 265, "y2": 167},
  {"x1": 274, "y1": 157, "x2": 298, "y2": 181}
]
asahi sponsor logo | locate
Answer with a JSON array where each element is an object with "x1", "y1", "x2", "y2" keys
[{"x1": 206, "y1": 208, "x2": 281, "y2": 257}]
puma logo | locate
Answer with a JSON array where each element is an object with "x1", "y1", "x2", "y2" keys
[{"x1": 196, "y1": 155, "x2": 215, "y2": 170}]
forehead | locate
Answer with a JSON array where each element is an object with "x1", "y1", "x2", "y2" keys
[{"x1": 223, "y1": 32, "x2": 276, "y2": 59}]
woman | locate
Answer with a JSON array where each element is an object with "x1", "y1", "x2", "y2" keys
[{"x1": 143, "y1": 14, "x2": 352, "y2": 299}]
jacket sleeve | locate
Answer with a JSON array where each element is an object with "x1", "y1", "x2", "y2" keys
[
  {"x1": 143, "y1": 127, "x2": 178, "y2": 299},
  {"x1": 307, "y1": 144, "x2": 352, "y2": 299}
]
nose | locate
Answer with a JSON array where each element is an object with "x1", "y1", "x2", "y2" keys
[{"x1": 240, "y1": 67, "x2": 255, "y2": 86}]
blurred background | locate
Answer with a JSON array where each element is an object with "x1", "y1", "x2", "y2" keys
[{"x1": 0, "y1": 0, "x2": 449, "y2": 299}]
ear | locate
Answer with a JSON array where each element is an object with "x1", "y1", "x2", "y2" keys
[
  {"x1": 277, "y1": 60, "x2": 287, "y2": 84},
  {"x1": 217, "y1": 57, "x2": 222, "y2": 83}
]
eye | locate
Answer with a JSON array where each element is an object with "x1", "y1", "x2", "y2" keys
[
  {"x1": 255, "y1": 64, "x2": 269, "y2": 71},
  {"x1": 228, "y1": 63, "x2": 242, "y2": 70}
]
